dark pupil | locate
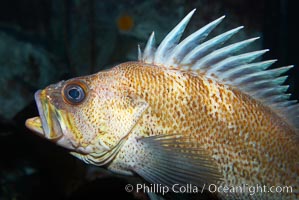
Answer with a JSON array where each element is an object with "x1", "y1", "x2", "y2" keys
[
  {"x1": 68, "y1": 88, "x2": 80, "y2": 99},
  {"x1": 65, "y1": 84, "x2": 85, "y2": 104}
]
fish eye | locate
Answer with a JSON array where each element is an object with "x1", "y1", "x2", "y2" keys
[{"x1": 63, "y1": 81, "x2": 87, "y2": 105}]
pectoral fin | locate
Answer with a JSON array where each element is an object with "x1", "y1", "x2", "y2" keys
[{"x1": 132, "y1": 134, "x2": 222, "y2": 189}]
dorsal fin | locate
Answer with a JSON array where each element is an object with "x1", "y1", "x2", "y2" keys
[{"x1": 138, "y1": 10, "x2": 298, "y2": 131}]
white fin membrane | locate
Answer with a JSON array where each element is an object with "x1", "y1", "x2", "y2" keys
[
  {"x1": 138, "y1": 10, "x2": 298, "y2": 131},
  {"x1": 132, "y1": 134, "x2": 222, "y2": 189}
]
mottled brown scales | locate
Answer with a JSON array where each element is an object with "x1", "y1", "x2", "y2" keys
[
  {"x1": 93, "y1": 61, "x2": 298, "y2": 198},
  {"x1": 26, "y1": 60, "x2": 298, "y2": 199},
  {"x1": 25, "y1": 10, "x2": 299, "y2": 199}
]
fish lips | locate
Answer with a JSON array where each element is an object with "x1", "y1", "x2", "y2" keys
[
  {"x1": 26, "y1": 90, "x2": 78, "y2": 151},
  {"x1": 33, "y1": 90, "x2": 63, "y2": 140}
]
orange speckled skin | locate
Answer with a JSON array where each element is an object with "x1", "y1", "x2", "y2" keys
[
  {"x1": 97, "y1": 62, "x2": 298, "y2": 199},
  {"x1": 42, "y1": 61, "x2": 298, "y2": 199}
]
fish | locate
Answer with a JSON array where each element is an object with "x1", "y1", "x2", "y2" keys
[{"x1": 25, "y1": 9, "x2": 299, "y2": 199}]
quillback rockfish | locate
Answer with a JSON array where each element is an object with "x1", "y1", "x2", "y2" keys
[{"x1": 26, "y1": 9, "x2": 299, "y2": 199}]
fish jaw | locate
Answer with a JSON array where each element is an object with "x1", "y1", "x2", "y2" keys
[
  {"x1": 25, "y1": 89, "x2": 90, "y2": 152},
  {"x1": 25, "y1": 116, "x2": 44, "y2": 135},
  {"x1": 25, "y1": 90, "x2": 63, "y2": 140}
]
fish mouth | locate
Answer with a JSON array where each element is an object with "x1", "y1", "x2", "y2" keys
[{"x1": 25, "y1": 90, "x2": 63, "y2": 140}]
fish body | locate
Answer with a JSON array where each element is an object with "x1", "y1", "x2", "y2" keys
[{"x1": 26, "y1": 10, "x2": 298, "y2": 199}]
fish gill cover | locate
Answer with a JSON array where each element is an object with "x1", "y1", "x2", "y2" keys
[{"x1": 0, "y1": 1, "x2": 298, "y2": 200}]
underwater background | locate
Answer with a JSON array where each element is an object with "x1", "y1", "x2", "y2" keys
[{"x1": 0, "y1": 0, "x2": 298, "y2": 199}]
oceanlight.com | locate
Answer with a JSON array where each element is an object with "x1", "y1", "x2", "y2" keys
[{"x1": 124, "y1": 183, "x2": 293, "y2": 196}]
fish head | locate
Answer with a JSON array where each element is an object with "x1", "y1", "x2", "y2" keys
[
  {"x1": 25, "y1": 71, "x2": 148, "y2": 165},
  {"x1": 25, "y1": 76, "x2": 115, "y2": 155}
]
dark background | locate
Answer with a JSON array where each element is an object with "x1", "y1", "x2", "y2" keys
[{"x1": 0, "y1": 0, "x2": 298, "y2": 199}]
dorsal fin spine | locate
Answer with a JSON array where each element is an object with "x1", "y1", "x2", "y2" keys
[
  {"x1": 138, "y1": 45, "x2": 142, "y2": 61},
  {"x1": 222, "y1": 60, "x2": 277, "y2": 81},
  {"x1": 155, "y1": 9, "x2": 196, "y2": 64},
  {"x1": 181, "y1": 26, "x2": 244, "y2": 69},
  {"x1": 209, "y1": 38, "x2": 261, "y2": 72},
  {"x1": 139, "y1": 10, "x2": 299, "y2": 131},
  {"x1": 143, "y1": 32, "x2": 156, "y2": 63},
  {"x1": 195, "y1": 38, "x2": 262, "y2": 72},
  {"x1": 165, "y1": 16, "x2": 226, "y2": 67},
  {"x1": 235, "y1": 65, "x2": 293, "y2": 84}
]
